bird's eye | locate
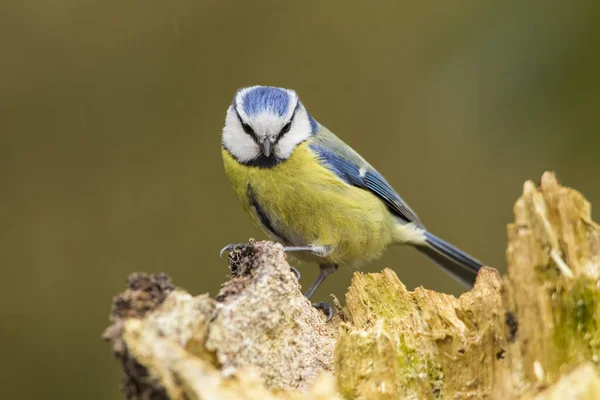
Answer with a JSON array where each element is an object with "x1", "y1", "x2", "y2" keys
[
  {"x1": 241, "y1": 122, "x2": 254, "y2": 135},
  {"x1": 280, "y1": 121, "x2": 292, "y2": 135}
]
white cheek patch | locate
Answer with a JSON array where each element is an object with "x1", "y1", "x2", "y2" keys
[
  {"x1": 222, "y1": 98, "x2": 312, "y2": 163},
  {"x1": 222, "y1": 107, "x2": 260, "y2": 162}
]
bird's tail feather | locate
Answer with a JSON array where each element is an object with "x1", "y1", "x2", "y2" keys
[{"x1": 415, "y1": 231, "x2": 482, "y2": 289}]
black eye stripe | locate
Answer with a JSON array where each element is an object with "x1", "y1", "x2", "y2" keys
[
  {"x1": 277, "y1": 105, "x2": 299, "y2": 136},
  {"x1": 234, "y1": 101, "x2": 300, "y2": 142},
  {"x1": 280, "y1": 121, "x2": 292, "y2": 134},
  {"x1": 234, "y1": 109, "x2": 260, "y2": 143},
  {"x1": 236, "y1": 114, "x2": 254, "y2": 135},
  {"x1": 242, "y1": 122, "x2": 253, "y2": 134}
]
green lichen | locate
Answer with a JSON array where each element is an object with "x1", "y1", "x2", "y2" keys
[
  {"x1": 359, "y1": 275, "x2": 414, "y2": 321},
  {"x1": 426, "y1": 360, "x2": 444, "y2": 399},
  {"x1": 394, "y1": 333, "x2": 444, "y2": 399},
  {"x1": 334, "y1": 322, "x2": 400, "y2": 399},
  {"x1": 395, "y1": 334, "x2": 423, "y2": 385},
  {"x1": 553, "y1": 276, "x2": 600, "y2": 374}
]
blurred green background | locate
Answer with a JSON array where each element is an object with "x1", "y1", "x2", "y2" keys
[{"x1": 1, "y1": 0, "x2": 598, "y2": 398}]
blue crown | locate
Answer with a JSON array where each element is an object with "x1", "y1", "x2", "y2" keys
[{"x1": 240, "y1": 86, "x2": 292, "y2": 117}]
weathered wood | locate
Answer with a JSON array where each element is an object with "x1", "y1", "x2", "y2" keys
[
  {"x1": 336, "y1": 267, "x2": 506, "y2": 399},
  {"x1": 104, "y1": 242, "x2": 340, "y2": 400},
  {"x1": 496, "y1": 172, "x2": 600, "y2": 398},
  {"x1": 104, "y1": 172, "x2": 600, "y2": 399}
]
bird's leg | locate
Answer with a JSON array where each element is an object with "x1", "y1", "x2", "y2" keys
[
  {"x1": 283, "y1": 245, "x2": 331, "y2": 257},
  {"x1": 304, "y1": 263, "x2": 337, "y2": 299},
  {"x1": 221, "y1": 244, "x2": 329, "y2": 259},
  {"x1": 283, "y1": 246, "x2": 332, "y2": 286},
  {"x1": 304, "y1": 263, "x2": 338, "y2": 322}
]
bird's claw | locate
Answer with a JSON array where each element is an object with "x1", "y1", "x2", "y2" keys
[
  {"x1": 219, "y1": 244, "x2": 233, "y2": 259},
  {"x1": 312, "y1": 301, "x2": 333, "y2": 322},
  {"x1": 290, "y1": 266, "x2": 301, "y2": 281},
  {"x1": 220, "y1": 243, "x2": 247, "y2": 259}
]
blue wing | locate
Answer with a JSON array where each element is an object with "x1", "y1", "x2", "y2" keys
[{"x1": 308, "y1": 135, "x2": 423, "y2": 227}]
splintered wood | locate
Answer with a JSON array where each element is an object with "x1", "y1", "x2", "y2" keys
[{"x1": 104, "y1": 172, "x2": 600, "y2": 399}]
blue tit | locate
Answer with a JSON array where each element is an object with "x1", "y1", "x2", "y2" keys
[{"x1": 221, "y1": 85, "x2": 483, "y2": 308}]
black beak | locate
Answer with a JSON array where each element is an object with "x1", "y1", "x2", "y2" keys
[{"x1": 261, "y1": 139, "x2": 273, "y2": 157}]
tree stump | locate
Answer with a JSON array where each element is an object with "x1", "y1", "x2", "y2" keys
[{"x1": 104, "y1": 172, "x2": 600, "y2": 399}]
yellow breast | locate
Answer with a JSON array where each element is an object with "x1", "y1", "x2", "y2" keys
[{"x1": 222, "y1": 142, "x2": 395, "y2": 267}]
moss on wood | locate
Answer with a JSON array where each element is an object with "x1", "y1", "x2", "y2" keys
[{"x1": 104, "y1": 172, "x2": 600, "y2": 399}]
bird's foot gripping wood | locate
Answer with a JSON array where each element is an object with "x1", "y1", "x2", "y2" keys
[
  {"x1": 220, "y1": 242, "x2": 251, "y2": 259},
  {"x1": 303, "y1": 263, "x2": 338, "y2": 323},
  {"x1": 290, "y1": 266, "x2": 301, "y2": 281},
  {"x1": 282, "y1": 245, "x2": 337, "y2": 322},
  {"x1": 312, "y1": 301, "x2": 334, "y2": 322},
  {"x1": 105, "y1": 172, "x2": 600, "y2": 399},
  {"x1": 221, "y1": 241, "x2": 334, "y2": 321},
  {"x1": 221, "y1": 241, "x2": 301, "y2": 281}
]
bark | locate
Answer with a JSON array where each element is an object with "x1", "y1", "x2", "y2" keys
[{"x1": 104, "y1": 172, "x2": 600, "y2": 399}]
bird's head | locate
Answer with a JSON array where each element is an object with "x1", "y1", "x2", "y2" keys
[{"x1": 222, "y1": 86, "x2": 318, "y2": 166}]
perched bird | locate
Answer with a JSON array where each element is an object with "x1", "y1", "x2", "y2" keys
[{"x1": 221, "y1": 86, "x2": 482, "y2": 319}]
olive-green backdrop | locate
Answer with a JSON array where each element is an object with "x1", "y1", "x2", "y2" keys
[{"x1": 2, "y1": 1, "x2": 598, "y2": 398}]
